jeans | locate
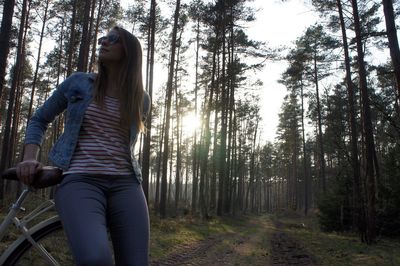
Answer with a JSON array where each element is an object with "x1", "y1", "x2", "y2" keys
[{"x1": 55, "y1": 173, "x2": 150, "y2": 266}]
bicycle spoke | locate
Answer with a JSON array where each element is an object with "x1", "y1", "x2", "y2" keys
[{"x1": 8, "y1": 225, "x2": 74, "y2": 266}]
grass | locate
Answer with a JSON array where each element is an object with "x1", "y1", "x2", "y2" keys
[
  {"x1": 273, "y1": 211, "x2": 400, "y2": 266},
  {"x1": 149, "y1": 213, "x2": 274, "y2": 265},
  {"x1": 149, "y1": 214, "x2": 244, "y2": 260},
  {"x1": 1, "y1": 193, "x2": 247, "y2": 263},
  {"x1": 2, "y1": 193, "x2": 399, "y2": 266}
]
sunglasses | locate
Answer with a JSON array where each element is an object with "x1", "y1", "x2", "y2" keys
[{"x1": 97, "y1": 34, "x2": 120, "y2": 45}]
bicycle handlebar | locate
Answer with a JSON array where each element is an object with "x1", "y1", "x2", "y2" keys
[{"x1": 1, "y1": 167, "x2": 63, "y2": 189}]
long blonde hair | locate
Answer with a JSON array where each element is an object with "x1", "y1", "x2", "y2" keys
[{"x1": 93, "y1": 26, "x2": 144, "y2": 132}]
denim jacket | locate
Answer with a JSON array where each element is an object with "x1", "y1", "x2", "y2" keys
[{"x1": 25, "y1": 72, "x2": 150, "y2": 183}]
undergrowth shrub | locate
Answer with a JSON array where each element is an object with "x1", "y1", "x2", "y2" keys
[{"x1": 317, "y1": 176, "x2": 352, "y2": 232}]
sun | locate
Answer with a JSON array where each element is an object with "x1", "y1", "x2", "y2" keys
[{"x1": 180, "y1": 112, "x2": 202, "y2": 138}]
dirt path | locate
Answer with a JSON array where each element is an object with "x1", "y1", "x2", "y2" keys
[
  {"x1": 150, "y1": 216, "x2": 316, "y2": 265},
  {"x1": 270, "y1": 220, "x2": 316, "y2": 266},
  {"x1": 150, "y1": 233, "x2": 236, "y2": 265}
]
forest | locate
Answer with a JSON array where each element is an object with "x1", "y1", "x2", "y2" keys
[{"x1": 0, "y1": 0, "x2": 399, "y2": 258}]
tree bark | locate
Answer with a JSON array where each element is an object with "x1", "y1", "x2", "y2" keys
[
  {"x1": 89, "y1": 0, "x2": 103, "y2": 72},
  {"x1": 174, "y1": 27, "x2": 184, "y2": 212},
  {"x1": 336, "y1": 0, "x2": 365, "y2": 241},
  {"x1": 154, "y1": 106, "x2": 166, "y2": 212},
  {"x1": 351, "y1": 0, "x2": 378, "y2": 244},
  {"x1": 67, "y1": 0, "x2": 78, "y2": 76},
  {"x1": 198, "y1": 25, "x2": 220, "y2": 218},
  {"x1": 142, "y1": 0, "x2": 156, "y2": 201},
  {"x1": 300, "y1": 79, "x2": 308, "y2": 215},
  {"x1": 160, "y1": 0, "x2": 180, "y2": 218},
  {"x1": 314, "y1": 54, "x2": 326, "y2": 193},
  {"x1": 191, "y1": 16, "x2": 200, "y2": 213},
  {"x1": 56, "y1": 12, "x2": 66, "y2": 87},
  {"x1": 86, "y1": 0, "x2": 97, "y2": 72},
  {"x1": 382, "y1": 0, "x2": 400, "y2": 99},
  {"x1": 27, "y1": 0, "x2": 50, "y2": 121},
  {"x1": 77, "y1": 0, "x2": 91, "y2": 72},
  {"x1": 0, "y1": 0, "x2": 16, "y2": 98},
  {"x1": 0, "y1": 0, "x2": 29, "y2": 205},
  {"x1": 11, "y1": 0, "x2": 31, "y2": 166},
  {"x1": 217, "y1": 7, "x2": 227, "y2": 216}
]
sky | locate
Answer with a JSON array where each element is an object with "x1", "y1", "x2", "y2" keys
[
  {"x1": 246, "y1": 0, "x2": 318, "y2": 142},
  {"x1": 119, "y1": 0, "x2": 319, "y2": 143}
]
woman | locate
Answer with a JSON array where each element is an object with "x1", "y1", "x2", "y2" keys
[{"x1": 16, "y1": 26, "x2": 150, "y2": 265}]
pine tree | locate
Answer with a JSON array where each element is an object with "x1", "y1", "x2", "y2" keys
[
  {"x1": 160, "y1": 0, "x2": 181, "y2": 218},
  {"x1": 0, "y1": 0, "x2": 17, "y2": 98}
]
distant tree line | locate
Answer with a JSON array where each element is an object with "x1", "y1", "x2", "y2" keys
[{"x1": 276, "y1": 0, "x2": 400, "y2": 244}]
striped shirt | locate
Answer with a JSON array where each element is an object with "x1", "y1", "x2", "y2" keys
[{"x1": 64, "y1": 96, "x2": 134, "y2": 175}]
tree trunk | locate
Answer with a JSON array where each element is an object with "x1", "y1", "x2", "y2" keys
[
  {"x1": 67, "y1": 0, "x2": 78, "y2": 76},
  {"x1": 167, "y1": 136, "x2": 174, "y2": 207},
  {"x1": 0, "y1": 0, "x2": 29, "y2": 205},
  {"x1": 77, "y1": 0, "x2": 91, "y2": 72},
  {"x1": 86, "y1": 0, "x2": 97, "y2": 72},
  {"x1": 191, "y1": 17, "x2": 200, "y2": 213},
  {"x1": 217, "y1": 11, "x2": 227, "y2": 216},
  {"x1": 154, "y1": 107, "x2": 166, "y2": 212},
  {"x1": 300, "y1": 79, "x2": 308, "y2": 215},
  {"x1": 238, "y1": 121, "x2": 245, "y2": 212},
  {"x1": 351, "y1": 0, "x2": 378, "y2": 244},
  {"x1": 231, "y1": 118, "x2": 238, "y2": 214},
  {"x1": 314, "y1": 54, "x2": 326, "y2": 193},
  {"x1": 225, "y1": 17, "x2": 235, "y2": 214},
  {"x1": 11, "y1": 0, "x2": 32, "y2": 166},
  {"x1": 174, "y1": 27, "x2": 184, "y2": 212},
  {"x1": 250, "y1": 119, "x2": 259, "y2": 212},
  {"x1": 89, "y1": 0, "x2": 103, "y2": 72},
  {"x1": 184, "y1": 148, "x2": 189, "y2": 204},
  {"x1": 27, "y1": 0, "x2": 50, "y2": 121},
  {"x1": 0, "y1": 0, "x2": 16, "y2": 98},
  {"x1": 336, "y1": 0, "x2": 365, "y2": 241},
  {"x1": 198, "y1": 27, "x2": 220, "y2": 218},
  {"x1": 142, "y1": 0, "x2": 156, "y2": 201},
  {"x1": 382, "y1": 0, "x2": 400, "y2": 99},
  {"x1": 11, "y1": 71, "x2": 24, "y2": 165},
  {"x1": 210, "y1": 74, "x2": 219, "y2": 213},
  {"x1": 160, "y1": 0, "x2": 180, "y2": 218},
  {"x1": 56, "y1": 13, "x2": 66, "y2": 87}
]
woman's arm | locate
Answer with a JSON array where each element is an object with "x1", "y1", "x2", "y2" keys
[
  {"x1": 16, "y1": 144, "x2": 43, "y2": 185},
  {"x1": 16, "y1": 74, "x2": 76, "y2": 184},
  {"x1": 24, "y1": 82, "x2": 69, "y2": 147},
  {"x1": 142, "y1": 91, "x2": 151, "y2": 122},
  {"x1": 22, "y1": 143, "x2": 40, "y2": 160}
]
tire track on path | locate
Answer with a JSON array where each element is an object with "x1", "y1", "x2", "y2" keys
[
  {"x1": 271, "y1": 220, "x2": 317, "y2": 265},
  {"x1": 151, "y1": 216, "x2": 317, "y2": 265},
  {"x1": 150, "y1": 233, "x2": 235, "y2": 265}
]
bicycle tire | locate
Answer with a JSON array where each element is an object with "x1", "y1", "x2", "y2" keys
[{"x1": 0, "y1": 216, "x2": 73, "y2": 266}]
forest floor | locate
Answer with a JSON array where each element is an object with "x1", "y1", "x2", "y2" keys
[
  {"x1": 1, "y1": 193, "x2": 399, "y2": 265},
  {"x1": 149, "y1": 211, "x2": 400, "y2": 266}
]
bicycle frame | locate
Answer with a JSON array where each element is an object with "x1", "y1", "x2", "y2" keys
[{"x1": 0, "y1": 186, "x2": 62, "y2": 266}]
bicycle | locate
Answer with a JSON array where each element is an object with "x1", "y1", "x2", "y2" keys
[{"x1": 0, "y1": 167, "x2": 73, "y2": 265}]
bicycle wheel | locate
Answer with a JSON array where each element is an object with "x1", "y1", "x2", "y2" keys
[{"x1": 1, "y1": 217, "x2": 73, "y2": 266}]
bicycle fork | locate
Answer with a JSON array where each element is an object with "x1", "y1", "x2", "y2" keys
[{"x1": 0, "y1": 187, "x2": 61, "y2": 266}]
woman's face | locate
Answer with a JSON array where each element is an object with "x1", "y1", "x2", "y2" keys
[{"x1": 98, "y1": 30, "x2": 124, "y2": 64}]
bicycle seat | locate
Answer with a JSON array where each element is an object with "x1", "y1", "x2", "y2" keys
[{"x1": 1, "y1": 166, "x2": 63, "y2": 189}]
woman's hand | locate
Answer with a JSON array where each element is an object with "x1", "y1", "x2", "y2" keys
[{"x1": 16, "y1": 160, "x2": 43, "y2": 185}]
